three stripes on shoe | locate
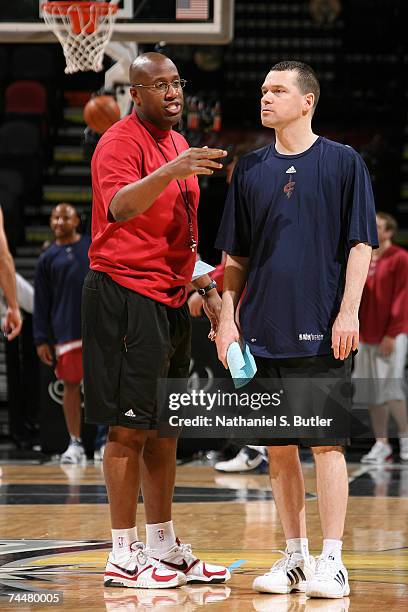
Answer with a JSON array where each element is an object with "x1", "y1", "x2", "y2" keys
[{"x1": 287, "y1": 566, "x2": 306, "y2": 585}]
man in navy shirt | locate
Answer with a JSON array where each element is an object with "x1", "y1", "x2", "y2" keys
[
  {"x1": 216, "y1": 61, "x2": 378, "y2": 599},
  {"x1": 33, "y1": 203, "x2": 91, "y2": 464}
]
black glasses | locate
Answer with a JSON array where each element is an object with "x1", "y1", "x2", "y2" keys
[{"x1": 131, "y1": 79, "x2": 187, "y2": 94}]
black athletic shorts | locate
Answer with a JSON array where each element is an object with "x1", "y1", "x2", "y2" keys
[
  {"x1": 253, "y1": 353, "x2": 352, "y2": 448},
  {"x1": 82, "y1": 270, "x2": 191, "y2": 429}
]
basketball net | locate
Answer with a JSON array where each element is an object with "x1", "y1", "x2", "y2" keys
[{"x1": 42, "y1": 1, "x2": 119, "y2": 74}]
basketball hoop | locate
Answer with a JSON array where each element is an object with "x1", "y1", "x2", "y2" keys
[{"x1": 42, "y1": 2, "x2": 119, "y2": 74}]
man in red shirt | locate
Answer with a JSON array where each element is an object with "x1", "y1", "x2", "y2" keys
[
  {"x1": 82, "y1": 52, "x2": 230, "y2": 589},
  {"x1": 354, "y1": 212, "x2": 408, "y2": 463}
]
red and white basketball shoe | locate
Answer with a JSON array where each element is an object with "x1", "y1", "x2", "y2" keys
[
  {"x1": 149, "y1": 538, "x2": 231, "y2": 584},
  {"x1": 104, "y1": 543, "x2": 186, "y2": 589}
]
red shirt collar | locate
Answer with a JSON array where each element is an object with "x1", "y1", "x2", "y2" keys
[{"x1": 133, "y1": 109, "x2": 171, "y2": 142}]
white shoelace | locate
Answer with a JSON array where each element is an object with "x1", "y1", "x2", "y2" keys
[
  {"x1": 137, "y1": 542, "x2": 187, "y2": 571},
  {"x1": 129, "y1": 542, "x2": 162, "y2": 569},
  {"x1": 314, "y1": 555, "x2": 339, "y2": 579},
  {"x1": 135, "y1": 548, "x2": 149, "y2": 566},
  {"x1": 267, "y1": 549, "x2": 300, "y2": 574},
  {"x1": 178, "y1": 542, "x2": 193, "y2": 557}
]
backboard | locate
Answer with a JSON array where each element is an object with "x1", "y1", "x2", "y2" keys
[{"x1": 0, "y1": 0, "x2": 234, "y2": 44}]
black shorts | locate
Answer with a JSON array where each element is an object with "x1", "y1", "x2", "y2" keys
[
  {"x1": 82, "y1": 271, "x2": 191, "y2": 429},
  {"x1": 253, "y1": 353, "x2": 352, "y2": 448}
]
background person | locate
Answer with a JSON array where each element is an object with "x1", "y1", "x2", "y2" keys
[
  {"x1": 355, "y1": 212, "x2": 408, "y2": 463},
  {"x1": 33, "y1": 203, "x2": 90, "y2": 464}
]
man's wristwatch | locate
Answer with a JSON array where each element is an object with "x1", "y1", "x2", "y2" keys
[{"x1": 197, "y1": 279, "x2": 217, "y2": 296}]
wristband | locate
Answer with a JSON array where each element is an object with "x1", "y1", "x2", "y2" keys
[{"x1": 197, "y1": 280, "x2": 217, "y2": 296}]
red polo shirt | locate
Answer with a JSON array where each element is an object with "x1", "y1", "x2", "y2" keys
[
  {"x1": 89, "y1": 110, "x2": 199, "y2": 307},
  {"x1": 359, "y1": 244, "x2": 408, "y2": 343}
]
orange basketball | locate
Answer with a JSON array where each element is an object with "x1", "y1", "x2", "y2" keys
[{"x1": 83, "y1": 95, "x2": 121, "y2": 134}]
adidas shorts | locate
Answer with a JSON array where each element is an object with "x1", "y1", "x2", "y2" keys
[
  {"x1": 252, "y1": 353, "x2": 352, "y2": 448},
  {"x1": 82, "y1": 271, "x2": 191, "y2": 429}
]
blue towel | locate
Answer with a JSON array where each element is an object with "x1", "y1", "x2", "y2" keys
[{"x1": 227, "y1": 342, "x2": 257, "y2": 389}]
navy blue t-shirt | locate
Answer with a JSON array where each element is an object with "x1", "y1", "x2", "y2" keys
[
  {"x1": 33, "y1": 235, "x2": 91, "y2": 346},
  {"x1": 215, "y1": 137, "x2": 378, "y2": 358}
]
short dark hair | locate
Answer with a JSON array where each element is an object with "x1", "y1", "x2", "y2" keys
[
  {"x1": 270, "y1": 60, "x2": 320, "y2": 111},
  {"x1": 377, "y1": 211, "x2": 398, "y2": 234}
]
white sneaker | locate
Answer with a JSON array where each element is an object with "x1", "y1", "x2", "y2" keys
[
  {"x1": 252, "y1": 550, "x2": 315, "y2": 594},
  {"x1": 94, "y1": 444, "x2": 105, "y2": 462},
  {"x1": 215, "y1": 447, "x2": 268, "y2": 472},
  {"x1": 399, "y1": 436, "x2": 408, "y2": 461},
  {"x1": 60, "y1": 441, "x2": 86, "y2": 464},
  {"x1": 149, "y1": 538, "x2": 230, "y2": 584},
  {"x1": 104, "y1": 543, "x2": 186, "y2": 589},
  {"x1": 360, "y1": 441, "x2": 393, "y2": 464},
  {"x1": 306, "y1": 554, "x2": 350, "y2": 598}
]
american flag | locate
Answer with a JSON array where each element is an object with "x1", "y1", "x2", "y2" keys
[{"x1": 176, "y1": 0, "x2": 209, "y2": 20}]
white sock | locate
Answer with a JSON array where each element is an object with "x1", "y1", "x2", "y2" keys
[
  {"x1": 286, "y1": 538, "x2": 309, "y2": 559},
  {"x1": 322, "y1": 539, "x2": 342, "y2": 561},
  {"x1": 70, "y1": 435, "x2": 82, "y2": 445},
  {"x1": 112, "y1": 526, "x2": 138, "y2": 560},
  {"x1": 146, "y1": 521, "x2": 176, "y2": 553}
]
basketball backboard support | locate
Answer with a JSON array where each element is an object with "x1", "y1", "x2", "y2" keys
[{"x1": 0, "y1": 0, "x2": 234, "y2": 45}]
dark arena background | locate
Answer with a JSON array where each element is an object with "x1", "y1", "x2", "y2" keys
[{"x1": 0, "y1": 1, "x2": 406, "y2": 610}]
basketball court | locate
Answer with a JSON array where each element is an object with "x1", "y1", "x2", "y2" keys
[
  {"x1": 0, "y1": 460, "x2": 407, "y2": 609},
  {"x1": 0, "y1": 1, "x2": 407, "y2": 610}
]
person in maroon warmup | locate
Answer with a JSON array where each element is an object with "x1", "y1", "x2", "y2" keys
[{"x1": 355, "y1": 212, "x2": 408, "y2": 463}]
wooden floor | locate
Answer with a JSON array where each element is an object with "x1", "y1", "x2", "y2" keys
[{"x1": 0, "y1": 460, "x2": 407, "y2": 610}]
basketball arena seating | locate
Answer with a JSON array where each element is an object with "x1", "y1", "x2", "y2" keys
[
  {"x1": 0, "y1": 169, "x2": 25, "y2": 252},
  {"x1": 5, "y1": 81, "x2": 47, "y2": 116},
  {"x1": 10, "y1": 45, "x2": 58, "y2": 81},
  {"x1": 0, "y1": 121, "x2": 44, "y2": 193},
  {"x1": 5, "y1": 80, "x2": 49, "y2": 142},
  {"x1": 0, "y1": 46, "x2": 8, "y2": 77}
]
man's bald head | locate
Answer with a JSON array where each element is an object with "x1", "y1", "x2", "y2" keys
[
  {"x1": 129, "y1": 52, "x2": 184, "y2": 130},
  {"x1": 129, "y1": 52, "x2": 177, "y2": 84}
]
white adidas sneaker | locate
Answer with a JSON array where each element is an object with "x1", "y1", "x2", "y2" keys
[
  {"x1": 104, "y1": 544, "x2": 186, "y2": 589},
  {"x1": 253, "y1": 549, "x2": 315, "y2": 594},
  {"x1": 306, "y1": 553, "x2": 350, "y2": 598},
  {"x1": 149, "y1": 538, "x2": 231, "y2": 584}
]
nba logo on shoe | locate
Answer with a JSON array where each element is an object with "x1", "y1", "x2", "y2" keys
[
  {"x1": 158, "y1": 529, "x2": 165, "y2": 542},
  {"x1": 118, "y1": 537, "x2": 124, "y2": 548}
]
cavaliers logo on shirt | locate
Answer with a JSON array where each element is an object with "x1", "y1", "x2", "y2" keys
[{"x1": 284, "y1": 166, "x2": 296, "y2": 199}]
